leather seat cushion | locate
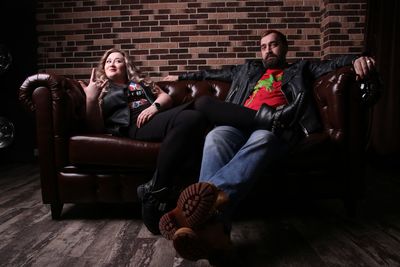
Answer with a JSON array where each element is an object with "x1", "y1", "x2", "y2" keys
[{"x1": 69, "y1": 134, "x2": 160, "y2": 168}]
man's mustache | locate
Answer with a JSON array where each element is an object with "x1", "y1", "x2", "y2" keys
[{"x1": 265, "y1": 53, "x2": 278, "y2": 60}]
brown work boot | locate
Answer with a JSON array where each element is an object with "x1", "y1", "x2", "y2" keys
[
  {"x1": 159, "y1": 182, "x2": 229, "y2": 240},
  {"x1": 172, "y1": 221, "x2": 233, "y2": 264}
]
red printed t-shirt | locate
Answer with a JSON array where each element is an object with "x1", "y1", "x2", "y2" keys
[{"x1": 244, "y1": 69, "x2": 287, "y2": 110}]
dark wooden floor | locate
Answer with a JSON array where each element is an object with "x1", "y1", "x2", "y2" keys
[{"x1": 0, "y1": 161, "x2": 400, "y2": 267}]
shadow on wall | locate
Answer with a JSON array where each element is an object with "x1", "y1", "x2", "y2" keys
[{"x1": 0, "y1": 2, "x2": 38, "y2": 163}]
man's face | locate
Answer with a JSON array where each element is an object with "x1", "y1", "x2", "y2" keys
[{"x1": 260, "y1": 33, "x2": 287, "y2": 69}]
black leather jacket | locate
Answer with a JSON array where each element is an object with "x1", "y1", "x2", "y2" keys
[
  {"x1": 102, "y1": 81, "x2": 156, "y2": 135},
  {"x1": 179, "y1": 55, "x2": 357, "y2": 136}
]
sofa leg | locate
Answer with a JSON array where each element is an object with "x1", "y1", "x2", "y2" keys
[{"x1": 50, "y1": 203, "x2": 63, "y2": 220}]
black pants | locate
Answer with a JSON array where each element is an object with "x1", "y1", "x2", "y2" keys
[
  {"x1": 129, "y1": 102, "x2": 208, "y2": 189},
  {"x1": 193, "y1": 95, "x2": 257, "y2": 129},
  {"x1": 128, "y1": 97, "x2": 258, "y2": 190}
]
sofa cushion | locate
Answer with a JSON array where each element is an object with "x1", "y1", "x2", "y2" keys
[{"x1": 69, "y1": 134, "x2": 160, "y2": 168}]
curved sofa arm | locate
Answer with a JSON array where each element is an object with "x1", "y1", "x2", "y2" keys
[
  {"x1": 19, "y1": 73, "x2": 87, "y2": 132},
  {"x1": 19, "y1": 73, "x2": 83, "y2": 111},
  {"x1": 313, "y1": 66, "x2": 356, "y2": 143},
  {"x1": 19, "y1": 72, "x2": 86, "y2": 167},
  {"x1": 18, "y1": 73, "x2": 88, "y2": 203},
  {"x1": 313, "y1": 66, "x2": 380, "y2": 152}
]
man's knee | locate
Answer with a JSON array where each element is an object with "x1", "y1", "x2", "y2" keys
[
  {"x1": 204, "y1": 126, "x2": 247, "y2": 151},
  {"x1": 247, "y1": 129, "x2": 286, "y2": 153},
  {"x1": 250, "y1": 129, "x2": 275, "y2": 143},
  {"x1": 206, "y1": 126, "x2": 238, "y2": 141}
]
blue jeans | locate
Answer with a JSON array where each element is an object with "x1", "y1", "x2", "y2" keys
[{"x1": 199, "y1": 126, "x2": 288, "y2": 218}]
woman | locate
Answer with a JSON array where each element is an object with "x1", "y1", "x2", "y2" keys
[{"x1": 79, "y1": 48, "x2": 210, "y2": 235}]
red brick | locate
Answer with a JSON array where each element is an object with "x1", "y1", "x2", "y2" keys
[{"x1": 36, "y1": 0, "x2": 367, "y2": 79}]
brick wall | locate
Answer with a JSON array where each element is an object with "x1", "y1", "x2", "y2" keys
[{"x1": 36, "y1": 0, "x2": 367, "y2": 81}]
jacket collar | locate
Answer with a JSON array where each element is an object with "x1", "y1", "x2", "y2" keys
[{"x1": 282, "y1": 61, "x2": 302, "y2": 85}]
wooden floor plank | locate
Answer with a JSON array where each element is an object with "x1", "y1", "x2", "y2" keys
[
  {"x1": 0, "y1": 162, "x2": 399, "y2": 266},
  {"x1": 291, "y1": 215, "x2": 382, "y2": 267},
  {"x1": 336, "y1": 217, "x2": 400, "y2": 266}
]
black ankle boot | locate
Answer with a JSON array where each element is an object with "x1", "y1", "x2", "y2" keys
[
  {"x1": 137, "y1": 170, "x2": 166, "y2": 201},
  {"x1": 137, "y1": 172, "x2": 180, "y2": 235},
  {"x1": 254, "y1": 104, "x2": 275, "y2": 130},
  {"x1": 274, "y1": 92, "x2": 304, "y2": 130},
  {"x1": 140, "y1": 187, "x2": 173, "y2": 235},
  {"x1": 137, "y1": 177, "x2": 156, "y2": 201},
  {"x1": 254, "y1": 92, "x2": 305, "y2": 133}
]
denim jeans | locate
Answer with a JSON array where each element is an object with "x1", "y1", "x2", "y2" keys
[{"x1": 199, "y1": 125, "x2": 288, "y2": 218}]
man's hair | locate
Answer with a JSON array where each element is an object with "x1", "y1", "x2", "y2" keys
[{"x1": 261, "y1": 29, "x2": 288, "y2": 50}]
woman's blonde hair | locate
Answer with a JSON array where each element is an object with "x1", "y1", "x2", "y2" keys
[
  {"x1": 96, "y1": 48, "x2": 157, "y2": 104},
  {"x1": 96, "y1": 48, "x2": 142, "y2": 85}
]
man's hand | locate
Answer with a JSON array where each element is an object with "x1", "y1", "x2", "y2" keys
[
  {"x1": 353, "y1": 56, "x2": 376, "y2": 80},
  {"x1": 162, "y1": 75, "x2": 179, "y2": 81}
]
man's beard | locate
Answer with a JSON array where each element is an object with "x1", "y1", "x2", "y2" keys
[{"x1": 262, "y1": 54, "x2": 285, "y2": 69}]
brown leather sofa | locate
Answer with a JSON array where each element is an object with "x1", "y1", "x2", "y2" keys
[{"x1": 19, "y1": 66, "x2": 377, "y2": 219}]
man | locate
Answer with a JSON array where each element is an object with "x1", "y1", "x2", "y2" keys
[{"x1": 159, "y1": 30, "x2": 376, "y2": 263}]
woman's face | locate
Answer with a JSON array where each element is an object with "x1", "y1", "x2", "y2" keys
[{"x1": 104, "y1": 52, "x2": 127, "y2": 83}]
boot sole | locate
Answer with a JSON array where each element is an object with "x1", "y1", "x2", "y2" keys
[
  {"x1": 159, "y1": 182, "x2": 224, "y2": 240},
  {"x1": 173, "y1": 224, "x2": 233, "y2": 264},
  {"x1": 172, "y1": 227, "x2": 208, "y2": 261}
]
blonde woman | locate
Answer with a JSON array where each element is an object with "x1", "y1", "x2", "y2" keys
[{"x1": 79, "y1": 48, "x2": 209, "y2": 234}]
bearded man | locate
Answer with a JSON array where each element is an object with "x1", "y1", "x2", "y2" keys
[{"x1": 159, "y1": 29, "x2": 376, "y2": 264}]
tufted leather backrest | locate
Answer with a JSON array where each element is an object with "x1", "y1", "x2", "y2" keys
[
  {"x1": 157, "y1": 80, "x2": 231, "y2": 106},
  {"x1": 156, "y1": 68, "x2": 364, "y2": 144},
  {"x1": 19, "y1": 68, "x2": 365, "y2": 146}
]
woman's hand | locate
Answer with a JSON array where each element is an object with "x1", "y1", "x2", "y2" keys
[
  {"x1": 78, "y1": 68, "x2": 108, "y2": 102},
  {"x1": 79, "y1": 68, "x2": 108, "y2": 132},
  {"x1": 136, "y1": 104, "x2": 159, "y2": 128},
  {"x1": 162, "y1": 75, "x2": 179, "y2": 81}
]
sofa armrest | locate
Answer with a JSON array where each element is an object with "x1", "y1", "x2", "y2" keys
[
  {"x1": 313, "y1": 66, "x2": 356, "y2": 143},
  {"x1": 313, "y1": 66, "x2": 375, "y2": 155},
  {"x1": 19, "y1": 73, "x2": 87, "y2": 140},
  {"x1": 19, "y1": 73, "x2": 87, "y2": 203}
]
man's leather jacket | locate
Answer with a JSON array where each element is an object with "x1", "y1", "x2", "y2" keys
[{"x1": 179, "y1": 55, "x2": 357, "y2": 137}]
